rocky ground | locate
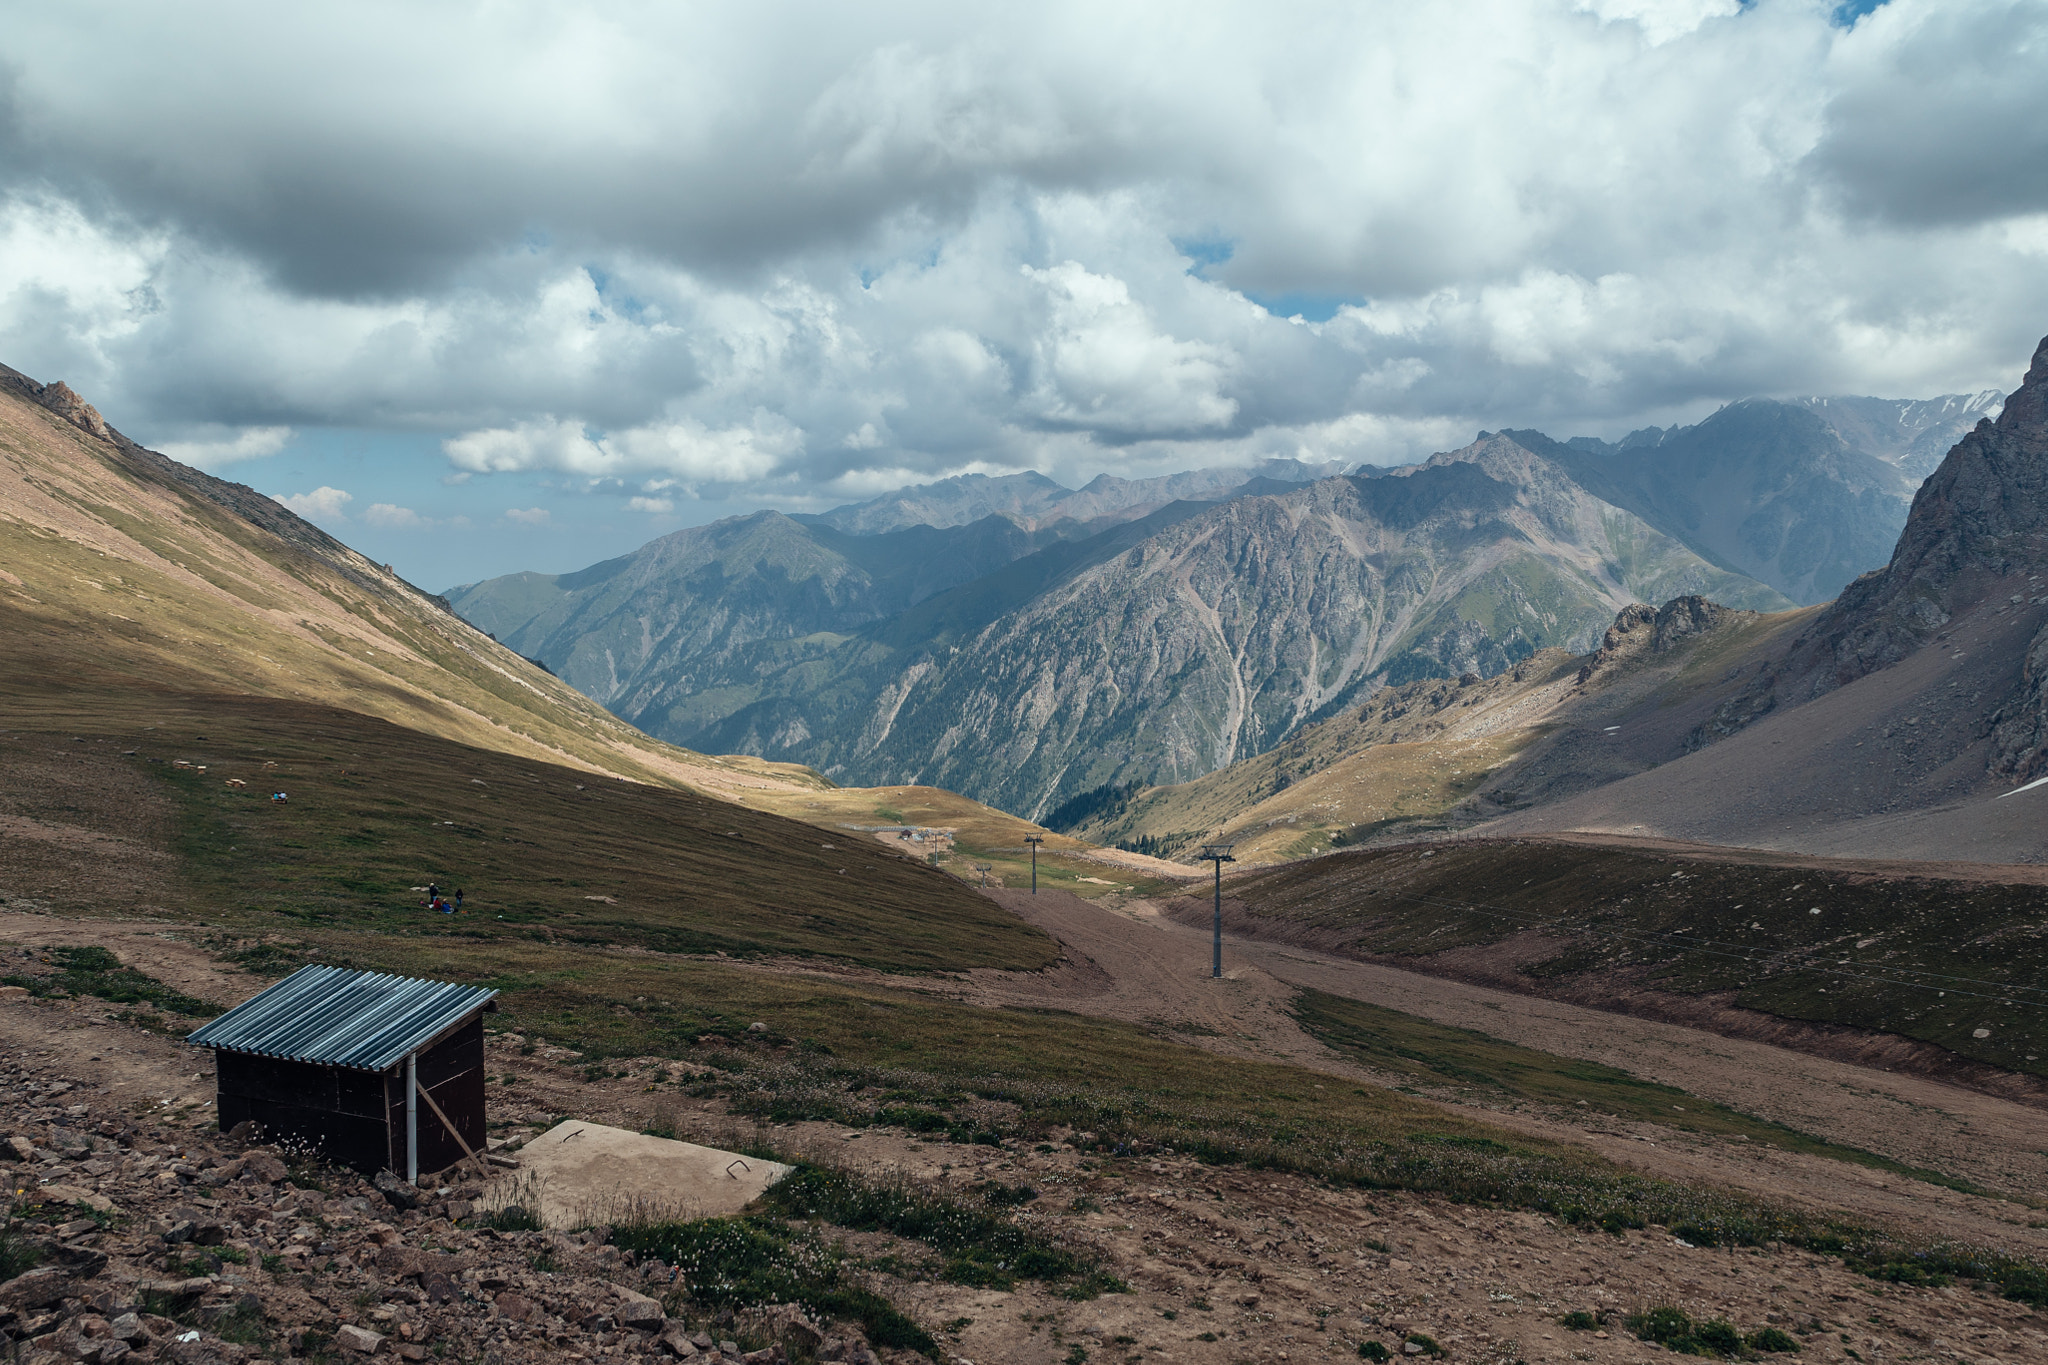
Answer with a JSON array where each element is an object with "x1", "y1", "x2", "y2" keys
[{"x1": 2, "y1": 965, "x2": 2047, "y2": 1365}]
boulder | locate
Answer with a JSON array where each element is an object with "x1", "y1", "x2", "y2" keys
[
  {"x1": 615, "y1": 1293, "x2": 665, "y2": 1330},
  {"x1": 241, "y1": 1151, "x2": 288, "y2": 1184},
  {"x1": 35, "y1": 1183, "x2": 114, "y2": 1214},
  {"x1": 492, "y1": 1292, "x2": 534, "y2": 1323},
  {"x1": 335, "y1": 1323, "x2": 386, "y2": 1354},
  {"x1": 373, "y1": 1170, "x2": 418, "y2": 1211},
  {"x1": 0, "y1": 1265, "x2": 79, "y2": 1309}
]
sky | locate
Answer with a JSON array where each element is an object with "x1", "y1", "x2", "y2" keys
[{"x1": 2, "y1": 0, "x2": 2046, "y2": 590}]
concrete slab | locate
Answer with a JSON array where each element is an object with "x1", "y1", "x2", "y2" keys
[{"x1": 489, "y1": 1120, "x2": 792, "y2": 1228}]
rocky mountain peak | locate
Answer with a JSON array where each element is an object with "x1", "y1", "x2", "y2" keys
[
  {"x1": 35, "y1": 380, "x2": 112, "y2": 440},
  {"x1": 1575, "y1": 595, "x2": 1751, "y2": 685},
  {"x1": 0, "y1": 366, "x2": 113, "y2": 442},
  {"x1": 1810, "y1": 333, "x2": 2048, "y2": 686}
]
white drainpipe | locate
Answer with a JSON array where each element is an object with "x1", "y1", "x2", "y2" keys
[{"x1": 406, "y1": 1053, "x2": 418, "y2": 1186}]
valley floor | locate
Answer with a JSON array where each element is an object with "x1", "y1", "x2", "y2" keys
[
  {"x1": 4, "y1": 914, "x2": 2046, "y2": 1365},
  {"x1": 736, "y1": 890, "x2": 2048, "y2": 1265}
]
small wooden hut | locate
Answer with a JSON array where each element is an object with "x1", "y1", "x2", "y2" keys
[{"x1": 187, "y1": 964, "x2": 497, "y2": 1181}]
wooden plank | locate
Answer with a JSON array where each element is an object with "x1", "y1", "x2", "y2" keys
[{"x1": 414, "y1": 1077, "x2": 492, "y2": 1181}]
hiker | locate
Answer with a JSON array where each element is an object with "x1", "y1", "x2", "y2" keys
[{"x1": 454, "y1": 888, "x2": 465, "y2": 912}]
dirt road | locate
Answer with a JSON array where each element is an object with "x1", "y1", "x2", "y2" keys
[{"x1": 784, "y1": 887, "x2": 2048, "y2": 1263}]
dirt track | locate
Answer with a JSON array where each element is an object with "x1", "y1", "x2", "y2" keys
[{"x1": 755, "y1": 887, "x2": 2048, "y2": 1264}]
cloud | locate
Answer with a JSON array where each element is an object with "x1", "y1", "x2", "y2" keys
[
  {"x1": 276, "y1": 486, "x2": 352, "y2": 520},
  {"x1": 1806, "y1": 1, "x2": 2048, "y2": 227},
  {"x1": 155, "y1": 425, "x2": 293, "y2": 466},
  {"x1": 443, "y1": 412, "x2": 800, "y2": 486},
  {"x1": 362, "y1": 502, "x2": 428, "y2": 529},
  {"x1": 625, "y1": 496, "x2": 675, "y2": 514},
  {"x1": 1019, "y1": 261, "x2": 1237, "y2": 438},
  {"x1": 503, "y1": 507, "x2": 552, "y2": 526},
  {"x1": 1, "y1": 0, "x2": 2044, "y2": 514}
]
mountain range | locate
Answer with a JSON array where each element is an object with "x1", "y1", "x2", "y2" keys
[
  {"x1": 451, "y1": 390, "x2": 1993, "y2": 820},
  {"x1": 1085, "y1": 339, "x2": 2048, "y2": 866}
]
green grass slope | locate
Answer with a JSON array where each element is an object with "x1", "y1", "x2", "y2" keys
[
  {"x1": 2, "y1": 693, "x2": 1056, "y2": 974},
  {"x1": 1214, "y1": 838, "x2": 2048, "y2": 1079}
]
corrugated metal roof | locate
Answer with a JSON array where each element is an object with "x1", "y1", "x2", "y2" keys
[{"x1": 187, "y1": 965, "x2": 497, "y2": 1072}]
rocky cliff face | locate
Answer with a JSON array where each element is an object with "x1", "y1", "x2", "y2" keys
[
  {"x1": 1680, "y1": 335, "x2": 2048, "y2": 783},
  {"x1": 1811, "y1": 336, "x2": 2048, "y2": 689}
]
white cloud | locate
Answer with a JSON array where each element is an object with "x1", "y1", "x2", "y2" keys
[
  {"x1": 1575, "y1": 0, "x2": 1744, "y2": 46},
  {"x1": 1020, "y1": 261, "x2": 1238, "y2": 437},
  {"x1": 276, "y1": 486, "x2": 352, "y2": 520},
  {"x1": 1, "y1": 0, "x2": 2045, "y2": 511},
  {"x1": 363, "y1": 502, "x2": 428, "y2": 529},
  {"x1": 625, "y1": 496, "x2": 675, "y2": 514},
  {"x1": 155, "y1": 425, "x2": 293, "y2": 466},
  {"x1": 503, "y1": 507, "x2": 552, "y2": 526},
  {"x1": 443, "y1": 412, "x2": 800, "y2": 486}
]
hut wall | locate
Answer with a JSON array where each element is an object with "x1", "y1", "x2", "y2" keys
[
  {"x1": 216, "y1": 1015, "x2": 488, "y2": 1178},
  {"x1": 379, "y1": 1015, "x2": 488, "y2": 1177},
  {"x1": 215, "y1": 1052, "x2": 393, "y2": 1174}
]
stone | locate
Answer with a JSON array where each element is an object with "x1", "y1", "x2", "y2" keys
[
  {"x1": 0, "y1": 1266, "x2": 79, "y2": 1309},
  {"x1": 95, "y1": 1342, "x2": 133, "y2": 1365},
  {"x1": 108, "y1": 1314, "x2": 148, "y2": 1345},
  {"x1": 373, "y1": 1171, "x2": 418, "y2": 1211},
  {"x1": 615, "y1": 1294, "x2": 664, "y2": 1330},
  {"x1": 37, "y1": 381, "x2": 113, "y2": 440},
  {"x1": 492, "y1": 1292, "x2": 534, "y2": 1323},
  {"x1": 659, "y1": 1322, "x2": 700, "y2": 1356},
  {"x1": 35, "y1": 1184, "x2": 114, "y2": 1214},
  {"x1": 755, "y1": 1305, "x2": 823, "y2": 1349},
  {"x1": 45, "y1": 1241, "x2": 109, "y2": 1277},
  {"x1": 421, "y1": 1272, "x2": 456, "y2": 1304},
  {"x1": 136, "y1": 1279, "x2": 213, "y2": 1300},
  {"x1": 240, "y1": 1152, "x2": 288, "y2": 1184},
  {"x1": 4, "y1": 1135, "x2": 34, "y2": 1162},
  {"x1": 335, "y1": 1323, "x2": 386, "y2": 1354}
]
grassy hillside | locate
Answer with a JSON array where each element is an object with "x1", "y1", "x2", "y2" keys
[
  {"x1": 1292, "y1": 988, "x2": 2017, "y2": 1199},
  {"x1": 1209, "y1": 838, "x2": 2048, "y2": 1078},
  {"x1": 4, "y1": 692, "x2": 1058, "y2": 974},
  {"x1": 0, "y1": 377, "x2": 820, "y2": 796}
]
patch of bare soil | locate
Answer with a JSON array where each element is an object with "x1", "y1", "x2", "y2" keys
[{"x1": 9, "y1": 976, "x2": 2048, "y2": 1365}]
